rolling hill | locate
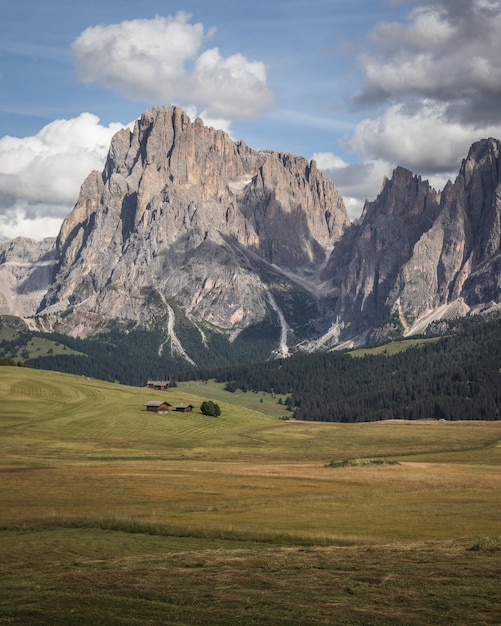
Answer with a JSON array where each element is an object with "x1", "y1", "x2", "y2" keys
[{"x1": 1, "y1": 365, "x2": 501, "y2": 624}]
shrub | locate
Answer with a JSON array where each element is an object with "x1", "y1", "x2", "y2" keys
[{"x1": 200, "y1": 400, "x2": 221, "y2": 417}]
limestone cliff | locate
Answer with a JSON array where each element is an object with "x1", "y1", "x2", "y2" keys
[
  {"x1": 0, "y1": 237, "x2": 56, "y2": 317},
  {"x1": 39, "y1": 105, "x2": 348, "y2": 341},
  {"x1": 318, "y1": 138, "x2": 501, "y2": 346},
  {"x1": 3, "y1": 106, "x2": 500, "y2": 359}
]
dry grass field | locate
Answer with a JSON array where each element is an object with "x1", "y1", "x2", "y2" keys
[{"x1": 1, "y1": 366, "x2": 500, "y2": 624}]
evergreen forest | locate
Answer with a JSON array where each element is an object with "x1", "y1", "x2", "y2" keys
[
  {"x1": 186, "y1": 315, "x2": 501, "y2": 422},
  {"x1": 1, "y1": 313, "x2": 500, "y2": 422},
  {"x1": 0, "y1": 318, "x2": 280, "y2": 386}
]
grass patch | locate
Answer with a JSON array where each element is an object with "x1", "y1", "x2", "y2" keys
[
  {"x1": 1, "y1": 366, "x2": 501, "y2": 623},
  {"x1": 1, "y1": 529, "x2": 500, "y2": 625},
  {"x1": 0, "y1": 315, "x2": 82, "y2": 361},
  {"x1": 326, "y1": 457, "x2": 400, "y2": 468},
  {"x1": 348, "y1": 336, "x2": 441, "y2": 357},
  {"x1": 469, "y1": 536, "x2": 501, "y2": 552},
  {"x1": 24, "y1": 336, "x2": 83, "y2": 359},
  {"x1": 179, "y1": 378, "x2": 290, "y2": 417}
]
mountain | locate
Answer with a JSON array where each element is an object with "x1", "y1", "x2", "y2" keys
[
  {"x1": 0, "y1": 237, "x2": 56, "y2": 317},
  {"x1": 0, "y1": 105, "x2": 500, "y2": 370},
  {"x1": 36, "y1": 105, "x2": 348, "y2": 358},
  {"x1": 316, "y1": 137, "x2": 501, "y2": 347}
]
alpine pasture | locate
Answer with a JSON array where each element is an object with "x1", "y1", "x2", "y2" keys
[{"x1": 1, "y1": 366, "x2": 500, "y2": 625}]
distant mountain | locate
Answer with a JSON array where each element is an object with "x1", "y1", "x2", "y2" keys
[
  {"x1": 0, "y1": 105, "x2": 500, "y2": 369},
  {"x1": 316, "y1": 138, "x2": 501, "y2": 348},
  {"x1": 35, "y1": 105, "x2": 348, "y2": 359},
  {"x1": 0, "y1": 237, "x2": 56, "y2": 318}
]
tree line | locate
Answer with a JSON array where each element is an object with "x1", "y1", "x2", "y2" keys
[
  {"x1": 181, "y1": 315, "x2": 501, "y2": 422},
  {"x1": 1, "y1": 312, "x2": 500, "y2": 422},
  {"x1": 10, "y1": 319, "x2": 279, "y2": 386}
]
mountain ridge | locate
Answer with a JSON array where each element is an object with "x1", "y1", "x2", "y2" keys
[
  {"x1": 37, "y1": 105, "x2": 347, "y2": 345},
  {"x1": 1, "y1": 105, "x2": 500, "y2": 365}
]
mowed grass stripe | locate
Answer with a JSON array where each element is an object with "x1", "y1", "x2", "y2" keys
[
  {"x1": 1, "y1": 366, "x2": 501, "y2": 625},
  {"x1": 1, "y1": 367, "x2": 280, "y2": 460},
  {"x1": 1, "y1": 366, "x2": 501, "y2": 464}
]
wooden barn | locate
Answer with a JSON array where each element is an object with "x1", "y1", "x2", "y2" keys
[
  {"x1": 174, "y1": 404, "x2": 194, "y2": 412},
  {"x1": 144, "y1": 400, "x2": 172, "y2": 414},
  {"x1": 147, "y1": 380, "x2": 170, "y2": 390}
]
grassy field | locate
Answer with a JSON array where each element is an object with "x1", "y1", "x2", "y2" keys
[
  {"x1": 348, "y1": 337, "x2": 441, "y2": 357},
  {"x1": 0, "y1": 315, "x2": 82, "y2": 360},
  {"x1": 1, "y1": 366, "x2": 500, "y2": 625}
]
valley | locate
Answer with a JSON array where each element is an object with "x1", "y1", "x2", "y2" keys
[
  {"x1": 0, "y1": 106, "x2": 499, "y2": 623},
  {"x1": 1, "y1": 366, "x2": 500, "y2": 624}
]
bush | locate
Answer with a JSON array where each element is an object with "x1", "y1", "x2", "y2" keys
[{"x1": 200, "y1": 400, "x2": 221, "y2": 417}]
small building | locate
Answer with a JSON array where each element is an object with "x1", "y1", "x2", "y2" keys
[
  {"x1": 144, "y1": 400, "x2": 172, "y2": 414},
  {"x1": 174, "y1": 404, "x2": 194, "y2": 412},
  {"x1": 147, "y1": 380, "x2": 170, "y2": 390}
]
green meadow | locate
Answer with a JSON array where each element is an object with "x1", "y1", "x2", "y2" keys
[
  {"x1": 0, "y1": 315, "x2": 82, "y2": 360},
  {"x1": 347, "y1": 337, "x2": 441, "y2": 357},
  {"x1": 1, "y1": 366, "x2": 500, "y2": 625}
]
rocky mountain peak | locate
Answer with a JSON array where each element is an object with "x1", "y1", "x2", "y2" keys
[
  {"x1": 315, "y1": 138, "x2": 501, "y2": 347},
  {"x1": 1, "y1": 105, "x2": 499, "y2": 363},
  {"x1": 462, "y1": 137, "x2": 500, "y2": 184},
  {"x1": 320, "y1": 163, "x2": 442, "y2": 342},
  {"x1": 0, "y1": 237, "x2": 56, "y2": 318},
  {"x1": 40, "y1": 104, "x2": 349, "y2": 339}
]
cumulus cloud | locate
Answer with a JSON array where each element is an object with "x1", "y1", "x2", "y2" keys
[
  {"x1": 183, "y1": 106, "x2": 233, "y2": 135},
  {"x1": 350, "y1": 100, "x2": 501, "y2": 176},
  {"x1": 0, "y1": 114, "x2": 128, "y2": 240},
  {"x1": 317, "y1": 98, "x2": 501, "y2": 221},
  {"x1": 355, "y1": 0, "x2": 501, "y2": 125},
  {"x1": 71, "y1": 12, "x2": 274, "y2": 121},
  {"x1": 1, "y1": 7, "x2": 275, "y2": 242},
  {"x1": 313, "y1": 152, "x2": 393, "y2": 220},
  {"x1": 342, "y1": 0, "x2": 501, "y2": 192},
  {"x1": 193, "y1": 49, "x2": 273, "y2": 119}
]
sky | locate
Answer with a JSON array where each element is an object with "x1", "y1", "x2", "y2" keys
[{"x1": 1, "y1": 0, "x2": 501, "y2": 240}]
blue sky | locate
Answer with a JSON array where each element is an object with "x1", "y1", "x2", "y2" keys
[{"x1": 1, "y1": 0, "x2": 501, "y2": 239}]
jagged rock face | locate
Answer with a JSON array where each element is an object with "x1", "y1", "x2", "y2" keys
[
  {"x1": 454, "y1": 138, "x2": 501, "y2": 306},
  {"x1": 4, "y1": 107, "x2": 500, "y2": 355},
  {"x1": 322, "y1": 138, "x2": 501, "y2": 343},
  {"x1": 394, "y1": 138, "x2": 501, "y2": 330},
  {"x1": 40, "y1": 105, "x2": 348, "y2": 333},
  {"x1": 322, "y1": 166, "x2": 441, "y2": 338},
  {"x1": 0, "y1": 237, "x2": 56, "y2": 317}
]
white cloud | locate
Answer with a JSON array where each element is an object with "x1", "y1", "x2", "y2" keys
[
  {"x1": 350, "y1": 100, "x2": 501, "y2": 175},
  {"x1": 71, "y1": 12, "x2": 274, "y2": 121},
  {"x1": 340, "y1": 0, "x2": 501, "y2": 193},
  {"x1": 194, "y1": 49, "x2": 273, "y2": 119},
  {"x1": 313, "y1": 152, "x2": 393, "y2": 220},
  {"x1": 355, "y1": 0, "x2": 501, "y2": 125},
  {"x1": 72, "y1": 13, "x2": 204, "y2": 102},
  {"x1": 0, "y1": 113, "x2": 128, "y2": 240},
  {"x1": 0, "y1": 211, "x2": 66, "y2": 242},
  {"x1": 312, "y1": 152, "x2": 348, "y2": 170},
  {"x1": 369, "y1": 6, "x2": 455, "y2": 52},
  {"x1": 194, "y1": 110, "x2": 233, "y2": 135}
]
